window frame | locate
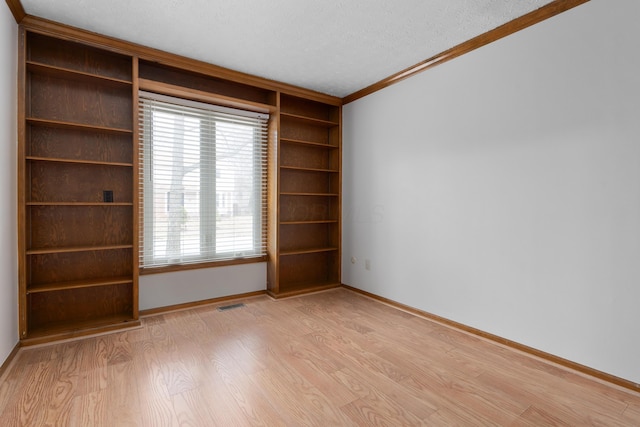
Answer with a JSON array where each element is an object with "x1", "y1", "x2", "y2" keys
[{"x1": 137, "y1": 88, "x2": 271, "y2": 275}]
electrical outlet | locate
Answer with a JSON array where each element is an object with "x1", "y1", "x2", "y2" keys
[
  {"x1": 351, "y1": 256, "x2": 357, "y2": 264},
  {"x1": 365, "y1": 259, "x2": 371, "y2": 270}
]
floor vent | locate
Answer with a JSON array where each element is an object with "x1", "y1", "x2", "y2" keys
[{"x1": 217, "y1": 303, "x2": 245, "y2": 312}]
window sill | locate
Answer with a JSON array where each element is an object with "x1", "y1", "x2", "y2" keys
[{"x1": 140, "y1": 255, "x2": 267, "y2": 275}]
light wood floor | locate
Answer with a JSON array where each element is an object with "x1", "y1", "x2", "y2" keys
[{"x1": 1, "y1": 288, "x2": 639, "y2": 426}]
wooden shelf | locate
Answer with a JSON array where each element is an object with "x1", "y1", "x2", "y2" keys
[
  {"x1": 24, "y1": 315, "x2": 139, "y2": 344},
  {"x1": 280, "y1": 192, "x2": 338, "y2": 197},
  {"x1": 280, "y1": 165, "x2": 339, "y2": 173},
  {"x1": 27, "y1": 244, "x2": 133, "y2": 255},
  {"x1": 26, "y1": 118, "x2": 133, "y2": 135},
  {"x1": 27, "y1": 61, "x2": 133, "y2": 87},
  {"x1": 26, "y1": 156, "x2": 133, "y2": 167},
  {"x1": 27, "y1": 276, "x2": 133, "y2": 294},
  {"x1": 280, "y1": 220, "x2": 339, "y2": 225},
  {"x1": 280, "y1": 112, "x2": 338, "y2": 127},
  {"x1": 269, "y1": 282, "x2": 341, "y2": 299},
  {"x1": 280, "y1": 137, "x2": 338, "y2": 149},
  {"x1": 27, "y1": 202, "x2": 133, "y2": 206},
  {"x1": 280, "y1": 247, "x2": 339, "y2": 256}
]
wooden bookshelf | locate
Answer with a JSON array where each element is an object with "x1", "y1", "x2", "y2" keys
[
  {"x1": 268, "y1": 94, "x2": 342, "y2": 297},
  {"x1": 16, "y1": 20, "x2": 343, "y2": 337},
  {"x1": 18, "y1": 30, "x2": 139, "y2": 342}
]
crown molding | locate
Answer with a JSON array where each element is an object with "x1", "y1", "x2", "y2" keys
[
  {"x1": 5, "y1": 0, "x2": 25, "y2": 23},
  {"x1": 343, "y1": 0, "x2": 590, "y2": 104}
]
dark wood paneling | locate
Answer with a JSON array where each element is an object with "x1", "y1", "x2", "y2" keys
[
  {"x1": 279, "y1": 195, "x2": 338, "y2": 223},
  {"x1": 139, "y1": 61, "x2": 276, "y2": 106},
  {"x1": 280, "y1": 119, "x2": 330, "y2": 144},
  {"x1": 280, "y1": 143, "x2": 332, "y2": 170},
  {"x1": 279, "y1": 223, "x2": 338, "y2": 252},
  {"x1": 28, "y1": 73, "x2": 132, "y2": 129},
  {"x1": 27, "y1": 32, "x2": 132, "y2": 81},
  {"x1": 279, "y1": 252, "x2": 339, "y2": 288},
  {"x1": 279, "y1": 169, "x2": 338, "y2": 194},
  {"x1": 29, "y1": 205, "x2": 132, "y2": 249},
  {"x1": 28, "y1": 283, "x2": 133, "y2": 328},
  {"x1": 28, "y1": 125, "x2": 132, "y2": 163},
  {"x1": 17, "y1": 25, "x2": 128, "y2": 340},
  {"x1": 280, "y1": 94, "x2": 336, "y2": 121},
  {"x1": 29, "y1": 162, "x2": 132, "y2": 203},
  {"x1": 28, "y1": 248, "x2": 133, "y2": 285}
]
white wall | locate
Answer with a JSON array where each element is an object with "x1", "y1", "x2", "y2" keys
[
  {"x1": 0, "y1": 4, "x2": 18, "y2": 365},
  {"x1": 343, "y1": 0, "x2": 640, "y2": 384},
  {"x1": 139, "y1": 263, "x2": 266, "y2": 310}
]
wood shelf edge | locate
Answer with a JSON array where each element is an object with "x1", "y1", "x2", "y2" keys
[
  {"x1": 280, "y1": 220, "x2": 339, "y2": 225},
  {"x1": 267, "y1": 283, "x2": 341, "y2": 299},
  {"x1": 27, "y1": 276, "x2": 133, "y2": 294},
  {"x1": 279, "y1": 247, "x2": 339, "y2": 256},
  {"x1": 27, "y1": 202, "x2": 134, "y2": 206},
  {"x1": 26, "y1": 117, "x2": 133, "y2": 134},
  {"x1": 280, "y1": 166, "x2": 339, "y2": 173},
  {"x1": 27, "y1": 244, "x2": 133, "y2": 255},
  {"x1": 26, "y1": 156, "x2": 133, "y2": 167},
  {"x1": 280, "y1": 192, "x2": 339, "y2": 197},
  {"x1": 280, "y1": 112, "x2": 338, "y2": 127},
  {"x1": 21, "y1": 317, "x2": 141, "y2": 346},
  {"x1": 27, "y1": 61, "x2": 133, "y2": 86},
  {"x1": 280, "y1": 138, "x2": 339, "y2": 149}
]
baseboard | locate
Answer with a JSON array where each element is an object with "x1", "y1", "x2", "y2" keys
[
  {"x1": 342, "y1": 284, "x2": 640, "y2": 394},
  {"x1": 139, "y1": 290, "x2": 266, "y2": 317},
  {"x1": 0, "y1": 341, "x2": 21, "y2": 381}
]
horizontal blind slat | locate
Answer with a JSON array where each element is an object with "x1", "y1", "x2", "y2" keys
[{"x1": 139, "y1": 92, "x2": 268, "y2": 268}]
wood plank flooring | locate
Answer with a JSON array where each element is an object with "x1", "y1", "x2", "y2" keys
[{"x1": 1, "y1": 288, "x2": 639, "y2": 426}]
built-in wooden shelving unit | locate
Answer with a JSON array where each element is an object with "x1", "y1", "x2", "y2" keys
[
  {"x1": 18, "y1": 30, "x2": 138, "y2": 342},
  {"x1": 267, "y1": 94, "x2": 342, "y2": 297},
  {"x1": 17, "y1": 19, "x2": 342, "y2": 341}
]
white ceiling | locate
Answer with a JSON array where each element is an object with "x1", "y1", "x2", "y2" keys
[{"x1": 21, "y1": 0, "x2": 554, "y2": 97}]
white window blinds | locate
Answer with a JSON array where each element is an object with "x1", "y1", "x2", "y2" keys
[{"x1": 138, "y1": 91, "x2": 268, "y2": 268}]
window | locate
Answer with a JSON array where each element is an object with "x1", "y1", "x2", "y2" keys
[{"x1": 138, "y1": 91, "x2": 268, "y2": 269}]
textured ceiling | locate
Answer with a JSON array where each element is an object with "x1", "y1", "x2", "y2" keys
[{"x1": 20, "y1": 0, "x2": 554, "y2": 97}]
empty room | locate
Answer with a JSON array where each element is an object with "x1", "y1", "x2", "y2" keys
[{"x1": 1, "y1": 0, "x2": 639, "y2": 425}]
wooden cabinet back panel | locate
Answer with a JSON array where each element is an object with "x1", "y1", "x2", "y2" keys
[
  {"x1": 280, "y1": 95, "x2": 336, "y2": 121},
  {"x1": 280, "y1": 169, "x2": 338, "y2": 194},
  {"x1": 27, "y1": 32, "x2": 132, "y2": 81},
  {"x1": 28, "y1": 283, "x2": 133, "y2": 328},
  {"x1": 29, "y1": 206, "x2": 132, "y2": 249},
  {"x1": 29, "y1": 162, "x2": 132, "y2": 203},
  {"x1": 279, "y1": 223, "x2": 338, "y2": 252},
  {"x1": 28, "y1": 249, "x2": 133, "y2": 286},
  {"x1": 28, "y1": 74, "x2": 132, "y2": 129},
  {"x1": 280, "y1": 196, "x2": 338, "y2": 222},
  {"x1": 279, "y1": 252, "x2": 339, "y2": 287},
  {"x1": 28, "y1": 126, "x2": 132, "y2": 163},
  {"x1": 280, "y1": 120, "x2": 330, "y2": 144},
  {"x1": 139, "y1": 61, "x2": 276, "y2": 106},
  {"x1": 281, "y1": 143, "x2": 332, "y2": 170}
]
